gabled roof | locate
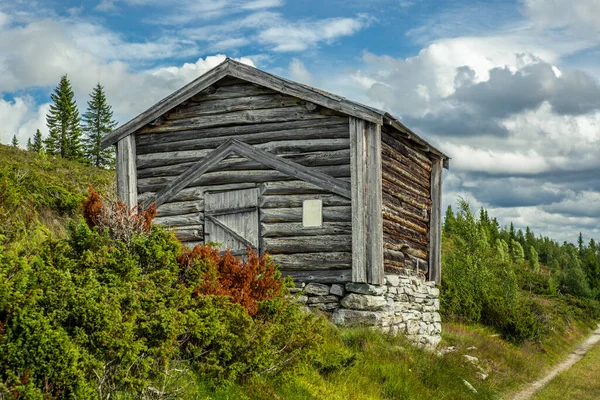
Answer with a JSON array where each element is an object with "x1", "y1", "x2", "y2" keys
[{"x1": 101, "y1": 58, "x2": 449, "y2": 167}]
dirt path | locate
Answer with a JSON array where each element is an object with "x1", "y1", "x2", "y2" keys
[{"x1": 511, "y1": 325, "x2": 600, "y2": 400}]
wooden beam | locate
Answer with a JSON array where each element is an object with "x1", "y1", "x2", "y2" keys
[
  {"x1": 116, "y1": 135, "x2": 137, "y2": 209},
  {"x1": 429, "y1": 157, "x2": 443, "y2": 285},
  {"x1": 365, "y1": 122, "x2": 384, "y2": 285},
  {"x1": 147, "y1": 140, "x2": 235, "y2": 207},
  {"x1": 350, "y1": 117, "x2": 367, "y2": 283},
  {"x1": 231, "y1": 140, "x2": 351, "y2": 199},
  {"x1": 101, "y1": 59, "x2": 230, "y2": 149}
]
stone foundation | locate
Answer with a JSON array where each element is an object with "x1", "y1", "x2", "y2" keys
[{"x1": 291, "y1": 271, "x2": 441, "y2": 348}]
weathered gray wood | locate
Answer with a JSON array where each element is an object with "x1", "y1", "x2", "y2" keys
[
  {"x1": 350, "y1": 117, "x2": 367, "y2": 283},
  {"x1": 136, "y1": 117, "x2": 346, "y2": 147},
  {"x1": 260, "y1": 206, "x2": 351, "y2": 223},
  {"x1": 137, "y1": 150, "x2": 351, "y2": 179},
  {"x1": 140, "y1": 106, "x2": 330, "y2": 134},
  {"x1": 168, "y1": 94, "x2": 305, "y2": 120},
  {"x1": 260, "y1": 193, "x2": 350, "y2": 209},
  {"x1": 366, "y1": 122, "x2": 384, "y2": 285},
  {"x1": 282, "y1": 269, "x2": 352, "y2": 283},
  {"x1": 154, "y1": 213, "x2": 203, "y2": 226},
  {"x1": 116, "y1": 135, "x2": 138, "y2": 209},
  {"x1": 138, "y1": 183, "x2": 256, "y2": 204},
  {"x1": 191, "y1": 83, "x2": 276, "y2": 101},
  {"x1": 148, "y1": 140, "x2": 234, "y2": 207},
  {"x1": 139, "y1": 165, "x2": 350, "y2": 196},
  {"x1": 137, "y1": 123, "x2": 349, "y2": 154},
  {"x1": 230, "y1": 139, "x2": 351, "y2": 199},
  {"x1": 156, "y1": 200, "x2": 204, "y2": 217},
  {"x1": 227, "y1": 59, "x2": 382, "y2": 124},
  {"x1": 263, "y1": 235, "x2": 352, "y2": 254},
  {"x1": 270, "y1": 252, "x2": 352, "y2": 270},
  {"x1": 260, "y1": 181, "x2": 331, "y2": 195},
  {"x1": 205, "y1": 188, "x2": 260, "y2": 253},
  {"x1": 172, "y1": 226, "x2": 204, "y2": 241},
  {"x1": 429, "y1": 157, "x2": 442, "y2": 285},
  {"x1": 101, "y1": 59, "x2": 230, "y2": 149},
  {"x1": 261, "y1": 222, "x2": 352, "y2": 237}
]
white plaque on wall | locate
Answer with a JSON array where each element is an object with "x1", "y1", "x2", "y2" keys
[{"x1": 302, "y1": 199, "x2": 323, "y2": 227}]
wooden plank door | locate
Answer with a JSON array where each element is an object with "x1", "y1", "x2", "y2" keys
[{"x1": 204, "y1": 188, "x2": 260, "y2": 256}]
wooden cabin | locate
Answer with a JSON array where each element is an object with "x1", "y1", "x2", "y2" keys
[{"x1": 101, "y1": 59, "x2": 449, "y2": 286}]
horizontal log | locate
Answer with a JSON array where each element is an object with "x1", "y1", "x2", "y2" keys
[
  {"x1": 382, "y1": 150, "x2": 430, "y2": 192},
  {"x1": 263, "y1": 235, "x2": 352, "y2": 254},
  {"x1": 260, "y1": 180, "x2": 331, "y2": 195},
  {"x1": 382, "y1": 192, "x2": 429, "y2": 223},
  {"x1": 181, "y1": 240, "x2": 203, "y2": 249},
  {"x1": 173, "y1": 227, "x2": 204, "y2": 241},
  {"x1": 382, "y1": 164, "x2": 430, "y2": 199},
  {"x1": 137, "y1": 139, "x2": 351, "y2": 169},
  {"x1": 382, "y1": 178, "x2": 431, "y2": 209},
  {"x1": 191, "y1": 83, "x2": 276, "y2": 101},
  {"x1": 137, "y1": 123, "x2": 349, "y2": 155},
  {"x1": 261, "y1": 222, "x2": 352, "y2": 237},
  {"x1": 281, "y1": 269, "x2": 352, "y2": 283},
  {"x1": 270, "y1": 252, "x2": 352, "y2": 270},
  {"x1": 154, "y1": 213, "x2": 203, "y2": 227},
  {"x1": 384, "y1": 248, "x2": 406, "y2": 263},
  {"x1": 168, "y1": 94, "x2": 305, "y2": 120},
  {"x1": 383, "y1": 219, "x2": 428, "y2": 247},
  {"x1": 382, "y1": 206, "x2": 428, "y2": 235},
  {"x1": 156, "y1": 200, "x2": 204, "y2": 217},
  {"x1": 382, "y1": 141, "x2": 430, "y2": 181},
  {"x1": 136, "y1": 117, "x2": 347, "y2": 147},
  {"x1": 139, "y1": 183, "x2": 257, "y2": 204},
  {"x1": 383, "y1": 233, "x2": 428, "y2": 259},
  {"x1": 137, "y1": 150, "x2": 351, "y2": 179},
  {"x1": 260, "y1": 193, "x2": 350, "y2": 209},
  {"x1": 137, "y1": 165, "x2": 351, "y2": 193},
  {"x1": 260, "y1": 206, "x2": 351, "y2": 223},
  {"x1": 381, "y1": 131, "x2": 432, "y2": 172},
  {"x1": 139, "y1": 106, "x2": 331, "y2": 134}
]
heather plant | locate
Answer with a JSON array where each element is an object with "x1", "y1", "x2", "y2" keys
[{"x1": 0, "y1": 189, "x2": 324, "y2": 398}]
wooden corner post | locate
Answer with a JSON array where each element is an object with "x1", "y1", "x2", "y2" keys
[
  {"x1": 429, "y1": 157, "x2": 443, "y2": 285},
  {"x1": 350, "y1": 117, "x2": 384, "y2": 285},
  {"x1": 116, "y1": 135, "x2": 138, "y2": 210}
]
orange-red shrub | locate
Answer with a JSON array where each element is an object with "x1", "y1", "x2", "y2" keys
[
  {"x1": 178, "y1": 245, "x2": 283, "y2": 316},
  {"x1": 82, "y1": 186, "x2": 157, "y2": 243}
]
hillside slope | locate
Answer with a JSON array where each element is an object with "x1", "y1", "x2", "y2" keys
[{"x1": 0, "y1": 144, "x2": 114, "y2": 244}]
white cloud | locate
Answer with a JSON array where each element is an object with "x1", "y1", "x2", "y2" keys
[
  {"x1": 524, "y1": 0, "x2": 600, "y2": 35},
  {"x1": 288, "y1": 58, "x2": 312, "y2": 84}
]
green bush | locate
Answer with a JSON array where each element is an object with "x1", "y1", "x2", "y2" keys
[{"x1": 0, "y1": 220, "x2": 324, "y2": 398}]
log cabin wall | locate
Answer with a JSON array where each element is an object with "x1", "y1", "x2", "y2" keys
[
  {"x1": 133, "y1": 77, "x2": 353, "y2": 283},
  {"x1": 381, "y1": 126, "x2": 433, "y2": 278}
]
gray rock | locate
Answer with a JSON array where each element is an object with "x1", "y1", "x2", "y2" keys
[
  {"x1": 385, "y1": 274, "x2": 400, "y2": 287},
  {"x1": 433, "y1": 312, "x2": 442, "y2": 322},
  {"x1": 331, "y1": 309, "x2": 385, "y2": 326},
  {"x1": 307, "y1": 295, "x2": 339, "y2": 304},
  {"x1": 476, "y1": 372, "x2": 488, "y2": 381},
  {"x1": 345, "y1": 282, "x2": 387, "y2": 295},
  {"x1": 463, "y1": 380, "x2": 477, "y2": 394},
  {"x1": 341, "y1": 293, "x2": 388, "y2": 311},
  {"x1": 310, "y1": 302, "x2": 339, "y2": 311},
  {"x1": 294, "y1": 295, "x2": 308, "y2": 304},
  {"x1": 463, "y1": 355, "x2": 479, "y2": 365},
  {"x1": 428, "y1": 287, "x2": 440, "y2": 297},
  {"x1": 406, "y1": 320, "x2": 421, "y2": 335},
  {"x1": 329, "y1": 283, "x2": 345, "y2": 297},
  {"x1": 304, "y1": 282, "x2": 330, "y2": 296}
]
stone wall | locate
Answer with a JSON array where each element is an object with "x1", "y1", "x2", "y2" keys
[{"x1": 291, "y1": 271, "x2": 441, "y2": 348}]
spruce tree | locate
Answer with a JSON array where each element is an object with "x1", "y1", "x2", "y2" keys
[
  {"x1": 32, "y1": 129, "x2": 44, "y2": 153},
  {"x1": 83, "y1": 83, "x2": 117, "y2": 168},
  {"x1": 11, "y1": 135, "x2": 18, "y2": 147},
  {"x1": 27, "y1": 138, "x2": 32, "y2": 151},
  {"x1": 45, "y1": 75, "x2": 83, "y2": 160}
]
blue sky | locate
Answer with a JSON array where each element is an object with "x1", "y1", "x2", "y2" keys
[{"x1": 1, "y1": 0, "x2": 600, "y2": 243}]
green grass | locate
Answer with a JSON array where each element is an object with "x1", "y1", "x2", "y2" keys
[
  {"x1": 0, "y1": 144, "x2": 114, "y2": 243},
  {"x1": 534, "y1": 338, "x2": 600, "y2": 399}
]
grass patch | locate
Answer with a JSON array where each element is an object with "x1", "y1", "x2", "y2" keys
[{"x1": 534, "y1": 335, "x2": 600, "y2": 399}]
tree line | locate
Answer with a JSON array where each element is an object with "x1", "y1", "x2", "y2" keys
[
  {"x1": 444, "y1": 204, "x2": 600, "y2": 299},
  {"x1": 10, "y1": 75, "x2": 117, "y2": 169}
]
